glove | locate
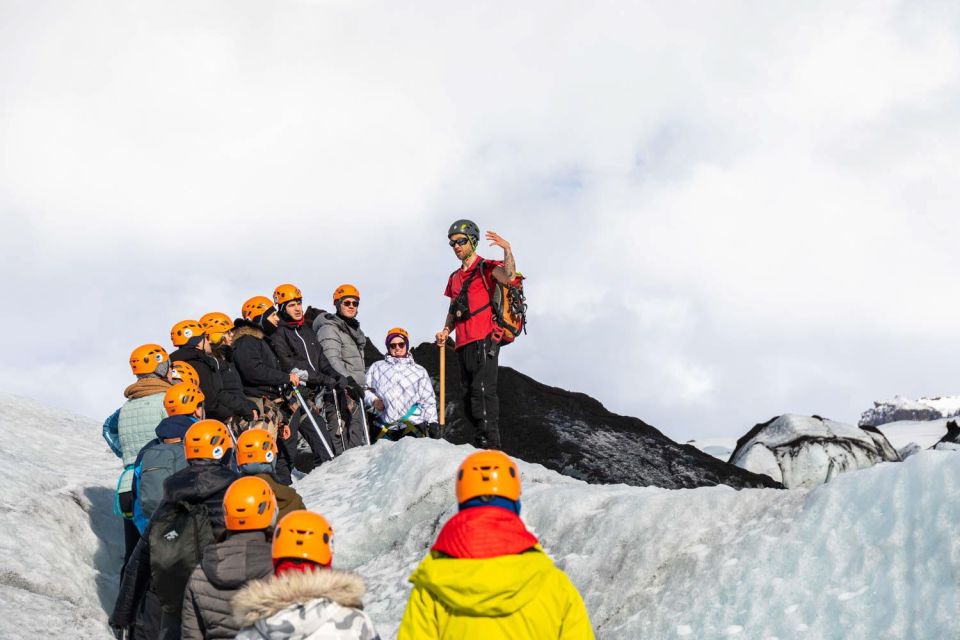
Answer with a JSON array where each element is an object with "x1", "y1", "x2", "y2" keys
[
  {"x1": 334, "y1": 376, "x2": 350, "y2": 391},
  {"x1": 426, "y1": 422, "x2": 443, "y2": 439},
  {"x1": 291, "y1": 368, "x2": 309, "y2": 382},
  {"x1": 346, "y1": 379, "x2": 364, "y2": 402}
]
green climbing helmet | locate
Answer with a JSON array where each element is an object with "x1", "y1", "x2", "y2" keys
[{"x1": 448, "y1": 219, "x2": 480, "y2": 243}]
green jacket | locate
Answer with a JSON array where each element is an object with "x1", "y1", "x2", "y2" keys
[{"x1": 117, "y1": 377, "x2": 170, "y2": 493}]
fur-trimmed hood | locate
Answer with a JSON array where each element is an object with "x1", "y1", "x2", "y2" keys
[
  {"x1": 233, "y1": 324, "x2": 266, "y2": 341},
  {"x1": 232, "y1": 568, "x2": 366, "y2": 626}
]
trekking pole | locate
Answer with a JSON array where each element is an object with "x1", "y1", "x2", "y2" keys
[
  {"x1": 291, "y1": 386, "x2": 335, "y2": 460},
  {"x1": 358, "y1": 388, "x2": 372, "y2": 446},
  {"x1": 439, "y1": 341, "x2": 446, "y2": 428}
]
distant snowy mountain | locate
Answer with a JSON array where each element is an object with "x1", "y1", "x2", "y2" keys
[
  {"x1": 686, "y1": 438, "x2": 736, "y2": 461},
  {"x1": 859, "y1": 394, "x2": 960, "y2": 426},
  {"x1": 4, "y1": 393, "x2": 957, "y2": 639},
  {"x1": 729, "y1": 414, "x2": 900, "y2": 488}
]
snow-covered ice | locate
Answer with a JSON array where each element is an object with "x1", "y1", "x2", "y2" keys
[
  {"x1": 729, "y1": 414, "x2": 899, "y2": 488},
  {"x1": 0, "y1": 393, "x2": 123, "y2": 639},
  {"x1": 306, "y1": 437, "x2": 959, "y2": 638},
  {"x1": 875, "y1": 418, "x2": 953, "y2": 456},
  {"x1": 2, "y1": 393, "x2": 959, "y2": 639}
]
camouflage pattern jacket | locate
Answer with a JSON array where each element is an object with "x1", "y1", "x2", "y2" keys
[{"x1": 233, "y1": 567, "x2": 380, "y2": 640}]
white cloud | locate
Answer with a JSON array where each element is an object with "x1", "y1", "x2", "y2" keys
[{"x1": 2, "y1": 0, "x2": 960, "y2": 440}]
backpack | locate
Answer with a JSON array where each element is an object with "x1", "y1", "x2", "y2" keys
[
  {"x1": 450, "y1": 259, "x2": 527, "y2": 345},
  {"x1": 134, "y1": 443, "x2": 188, "y2": 533},
  {"x1": 148, "y1": 501, "x2": 214, "y2": 614}
]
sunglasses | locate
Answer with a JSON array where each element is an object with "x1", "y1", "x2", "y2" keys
[
  {"x1": 388, "y1": 341, "x2": 407, "y2": 349},
  {"x1": 449, "y1": 237, "x2": 471, "y2": 247},
  {"x1": 340, "y1": 299, "x2": 359, "y2": 308}
]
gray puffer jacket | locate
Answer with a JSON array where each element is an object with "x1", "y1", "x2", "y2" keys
[
  {"x1": 313, "y1": 311, "x2": 367, "y2": 386},
  {"x1": 180, "y1": 531, "x2": 273, "y2": 640}
]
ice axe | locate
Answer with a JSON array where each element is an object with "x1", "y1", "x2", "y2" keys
[{"x1": 439, "y1": 341, "x2": 446, "y2": 431}]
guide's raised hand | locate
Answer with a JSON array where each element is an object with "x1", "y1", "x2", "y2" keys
[{"x1": 486, "y1": 230, "x2": 510, "y2": 251}]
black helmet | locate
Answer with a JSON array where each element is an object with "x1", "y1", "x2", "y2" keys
[{"x1": 448, "y1": 219, "x2": 480, "y2": 241}]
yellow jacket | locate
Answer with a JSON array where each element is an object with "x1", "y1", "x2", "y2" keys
[{"x1": 397, "y1": 546, "x2": 594, "y2": 639}]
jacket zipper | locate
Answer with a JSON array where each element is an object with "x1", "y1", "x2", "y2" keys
[{"x1": 295, "y1": 327, "x2": 317, "y2": 372}]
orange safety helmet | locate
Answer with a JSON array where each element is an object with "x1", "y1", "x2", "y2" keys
[
  {"x1": 384, "y1": 327, "x2": 410, "y2": 346},
  {"x1": 170, "y1": 320, "x2": 205, "y2": 347},
  {"x1": 236, "y1": 428, "x2": 278, "y2": 466},
  {"x1": 273, "y1": 284, "x2": 303, "y2": 306},
  {"x1": 171, "y1": 361, "x2": 200, "y2": 386},
  {"x1": 272, "y1": 510, "x2": 334, "y2": 566},
  {"x1": 223, "y1": 476, "x2": 277, "y2": 531},
  {"x1": 164, "y1": 382, "x2": 205, "y2": 417},
  {"x1": 241, "y1": 296, "x2": 274, "y2": 322},
  {"x1": 332, "y1": 284, "x2": 360, "y2": 304},
  {"x1": 184, "y1": 419, "x2": 233, "y2": 460},
  {"x1": 456, "y1": 450, "x2": 522, "y2": 503},
  {"x1": 129, "y1": 344, "x2": 169, "y2": 375},
  {"x1": 200, "y1": 312, "x2": 234, "y2": 344}
]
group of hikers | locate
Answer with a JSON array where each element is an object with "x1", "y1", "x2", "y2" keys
[{"x1": 103, "y1": 220, "x2": 592, "y2": 638}]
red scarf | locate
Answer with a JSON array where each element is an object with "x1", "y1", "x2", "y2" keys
[
  {"x1": 274, "y1": 559, "x2": 329, "y2": 576},
  {"x1": 432, "y1": 507, "x2": 538, "y2": 559}
]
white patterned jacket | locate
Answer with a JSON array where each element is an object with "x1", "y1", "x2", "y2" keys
[{"x1": 364, "y1": 355, "x2": 439, "y2": 426}]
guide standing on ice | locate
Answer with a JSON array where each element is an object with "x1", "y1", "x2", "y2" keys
[{"x1": 436, "y1": 220, "x2": 519, "y2": 449}]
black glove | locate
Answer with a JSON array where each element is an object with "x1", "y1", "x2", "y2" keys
[
  {"x1": 346, "y1": 379, "x2": 364, "y2": 402},
  {"x1": 426, "y1": 422, "x2": 443, "y2": 439}
]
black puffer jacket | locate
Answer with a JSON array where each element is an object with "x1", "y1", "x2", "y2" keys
[
  {"x1": 233, "y1": 321, "x2": 290, "y2": 400},
  {"x1": 170, "y1": 347, "x2": 232, "y2": 421},
  {"x1": 181, "y1": 531, "x2": 273, "y2": 640},
  {"x1": 211, "y1": 345, "x2": 258, "y2": 419},
  {"x1": 110, "y1": 460, "x2": 238, "y2": 635},
  {"x1": 269, "y1": 317, "x2": 342, "y2": 390}
]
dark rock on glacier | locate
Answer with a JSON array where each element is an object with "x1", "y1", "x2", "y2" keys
[{"x1": 367, "y1": 342, "x2": 783, "y2": 490}]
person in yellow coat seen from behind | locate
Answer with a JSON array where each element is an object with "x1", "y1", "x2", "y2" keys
[{"x1": 398, "y1": 450, "x2": 594, "y2": 639}]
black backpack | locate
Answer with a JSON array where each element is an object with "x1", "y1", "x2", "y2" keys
[{"x1": 148, "y1": 500, "x2": 214, "y2": 614}]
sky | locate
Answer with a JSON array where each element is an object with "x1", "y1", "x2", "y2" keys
[{"x1": 2, "y1": 0, "x2": 960, "y2": 441}]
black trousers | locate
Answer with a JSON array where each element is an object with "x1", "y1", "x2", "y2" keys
[
  {"x1": 118, "y1": 491, "x2": 140, "y2": 569},
  {"x1": 457, "y1": 337, "x2": 501, "y2": 448},
  {"x1": 293, "y1": 402, "x2": 337, "y2": 464}
]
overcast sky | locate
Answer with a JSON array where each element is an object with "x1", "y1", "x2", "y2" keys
[{"x1": 2, "y1": 0, "x2": 959, "y2": 441}]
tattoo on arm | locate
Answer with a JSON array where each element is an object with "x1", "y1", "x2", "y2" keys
[
  {"x1": 444, "y1": 313, "x2": 454, "y2": 332},
  {"x1": 492, "y1": 248, "x2": 516, "y2": 283}
]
